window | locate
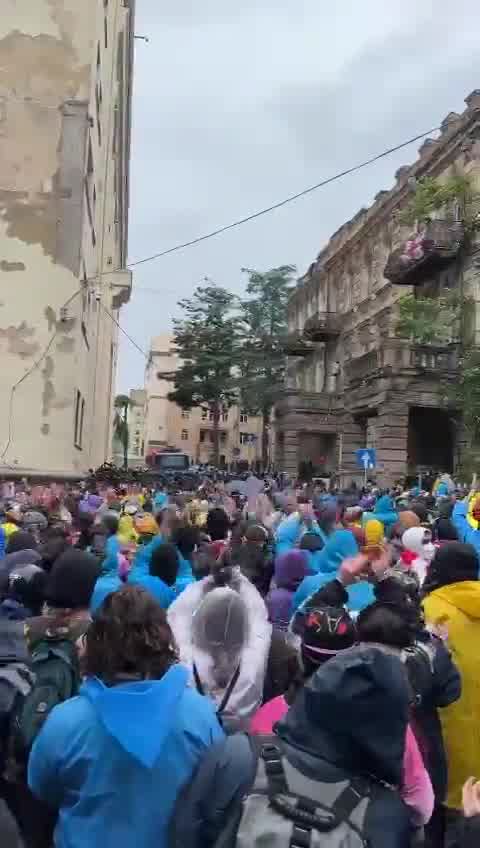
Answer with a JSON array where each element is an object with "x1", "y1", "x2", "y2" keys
[
  {"x1": 200, "y1": 430, "x2": 206, "y2": 443},
  {"x1": 181, "y1": 430, "x2": 188, "y2": 441},
  {"x1": 209, "y1": 411, "x2": 215, "y2": 421},
  {"x1": 74, "y1": 390, "x2": 85, "y2": 449},
  {"x1": 222, "y1": 411, "x2": 228, "y2": 422},
  {"x1": 220, "y1": 432, "x2": 227, "y2": 444},
  {"x1": 239, "y1": 432, "x2": 252, "y2": 445},
  {"x1": 240, "y1": 412, "x2": 248, "y2": 424},
  {"x1": 104, "y1": 17, "x2": 108, "y2": 49},
  {"x1": 181, "y1": 411, "x2": 190, "y2": 419},
  {"x1": 201, "y1": 410, "x2": 207, "y2": 420}
]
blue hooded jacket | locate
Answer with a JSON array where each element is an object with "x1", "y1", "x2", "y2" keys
[
  {"x1": 275, "y1": 514, "x2": 322, "y2": 557},
  {"x1": 90, "y1": 536, "x2": 122, "y2": 613},
  {"x1": 452, "y1": 500, "x2": 480, "y2": 564},
  {"x1": 363, "y1": 494, "x2": 398, "y2": 530},
  {"x1": 292, "y1": 529, "x2": 374, "y2": 614},
  {"x1": 28, "y1": 664, "x2": 223, "y2": 848},
  {"x1": 129, "y1": 534, "x2": 164, "y2": 581}
]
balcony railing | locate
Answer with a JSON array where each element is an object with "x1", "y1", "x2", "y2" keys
[
  {"x1": 384, "y1": 220, "x2": 464, "y2": 286},
  {"x1": 345, "y1": 341, "x2": 459, "y2": 384},
  {"x1": 282, "y1": 332, "x2": 314, "y2": 357},
  {"x1": 303, "y1": 312, "x2": 341, "y2": 342},
  {"x1": 275, "y1": 389, "x2": 339, "y2": 417}
]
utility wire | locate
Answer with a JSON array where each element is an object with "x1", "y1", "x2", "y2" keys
[
  {"x1": 126, "y1": 125, "x2": 440, "y2": 270},
  {"x1": 101, "y1": 303, "x2": 149, "y2": 359}
]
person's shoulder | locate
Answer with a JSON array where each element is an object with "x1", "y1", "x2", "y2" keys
[
  {"x1": 38, "y1": 694, "x2": 95, "y2": 738},
  {"x1": 178, "y1": 684, "x2": 220, "y2": 724}
]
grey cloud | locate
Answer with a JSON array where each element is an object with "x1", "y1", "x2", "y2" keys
[{"x1": 118, "y1": 0, "x2": 479, "y2": 391}]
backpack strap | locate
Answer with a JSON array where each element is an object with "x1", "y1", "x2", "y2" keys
[
  {"x1": 330, "y1": 778, "x2": 369, "y2": 824},
  {"x1": 217, "y1": 664, "x2": 241, "y2": 717},
  {"x1": 192, "y1": 663, "x2": 241, "y2": 718}
]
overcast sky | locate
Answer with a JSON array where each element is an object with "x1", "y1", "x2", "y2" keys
[{"x1": 117, "y1": 0, "x2": 479, "y2": 391}]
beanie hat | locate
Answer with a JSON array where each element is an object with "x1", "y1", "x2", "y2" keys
[
  {"x1": 46, "y1": 550, "x2": 101, "y2": 609},
  {"x1": 134, "y1": 513, "x2": 159, "y2": 536},
  {"x1": 302, "y1": 605, "x2": 356, "y2": 670},
  {"x1": 398, "y1": 510, "x2": 421, "y2": 530}
]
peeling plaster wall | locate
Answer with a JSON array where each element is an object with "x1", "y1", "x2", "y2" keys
[{"x1": 0, "y1": 1, "x2": 134, "y2": 476}]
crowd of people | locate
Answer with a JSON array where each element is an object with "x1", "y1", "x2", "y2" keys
[{"x1": 0, "y1": 473, "x2": 479, "y2": 847}]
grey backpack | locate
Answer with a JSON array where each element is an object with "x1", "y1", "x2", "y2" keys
[{"x1": 215, "y1": 737, "x2": 372, "y2": 848}]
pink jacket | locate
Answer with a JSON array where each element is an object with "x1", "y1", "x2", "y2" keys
[{"x1": 250, "y1": 696, "x2": 434, "y2": 826}]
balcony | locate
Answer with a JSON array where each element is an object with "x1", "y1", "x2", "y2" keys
[
  {"x1": 275, "y1": 389, "x2": 339, "y2": 417},
  {"x1": 282, "y1": 331, "x2": 314, "y2": 357},
  {"x1": 111, "y1": 269, "x2": 133, "y2": 307},
  {"x1": 303, "y1": 312, "x2": 341, "y2": 342},
  {"x1": 384, "y1": 220, "x2": 464, "y2": 286},
  {"x1": 345, "y1": 341, "x2": 459, "y2": 386}
]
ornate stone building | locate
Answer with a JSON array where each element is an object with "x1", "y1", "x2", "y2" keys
[{"x1": 275, "y1": 91, "x2": 480, "y2": 486}]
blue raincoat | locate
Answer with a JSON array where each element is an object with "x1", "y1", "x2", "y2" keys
[
  {"x1": 452, "y1": 500, "x2": 480, "y2": 564},
  {"x1": 90, "y1": 536, "x2": 122, "y2": 613},
  {"x1": 275, "y1": 514, "x2": 322, "y2": 557},
  {"x1": 28, "y1": 665, "x2": 223, "y2": 848},
  {"x1": 292, "y1": 529, "x2": 374, "y2": 614},
  {"x1": 363, "y1": 494, "x2": 398, "y2": 530},
  {"x1": 129, "y1": 534, "x2": 164, "y2": 581}
]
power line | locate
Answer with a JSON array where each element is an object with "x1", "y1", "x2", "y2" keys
[
  {"x1": 101, "y1": 303, "x2": 149, "y2": 359},
  {"x1": 126, "y1": 125, "x2": 440, "y2": 271}
]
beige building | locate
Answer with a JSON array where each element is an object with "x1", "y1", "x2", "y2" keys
[
  {"x1": 145, "y1": 335, "x2": 264, "y2": 468},
  {"x1": 0, "y1": 0, "x2": 135, "y2": 478},
  {"x1": 275, "y1": 92, "x2": 480, "y2": 486}
]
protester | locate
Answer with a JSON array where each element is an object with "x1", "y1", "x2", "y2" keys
[
  {"x1": 168, "y1": 556, "x2": 272, "y2": 731},
  {"x1": 28, "y1": 586, "x2": 223, "y2": 848},
  {"x1": 401, "y1": 526, "x2": 436, "y2": 584},
  {"x1": 172, "y1": 646, "x2": 414, "y2": 848},
  {"x1": 292, "y1": 529, "x2": 374, "y2": 615},
  {"x1": 265, "y1": 549, "x2": 308, "y2": 631},
  {"x1": 452, "y1": 496, "x2": 480, "y2": 561},
  {"x1": 422, "y1": 542, "x2": 480, "y2": 845},
  {"x1": 129, "y1": 542, "x2": 179, "y2": 608}
]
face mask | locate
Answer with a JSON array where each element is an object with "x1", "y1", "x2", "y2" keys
[{"x1": 423, "y1": 542, "x2": 435, "y2": 563}]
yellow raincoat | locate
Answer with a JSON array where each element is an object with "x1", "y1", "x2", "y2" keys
[{"x1": 423, "y1": 581, "x2": 480, "y2": 809}]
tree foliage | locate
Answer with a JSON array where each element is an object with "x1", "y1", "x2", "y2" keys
[
  {"x1": 238, "y1": 265, "x2": 295, "y2": 467},
  {"x1": 398, "y1": 174, "x2": 478, "y2": 228},
  {"x1": 163, "y1": 286, "x2": 242, "y2": 466},
  {"x1": 395, "y1": 291, "x2": 463, "y2": 345},
  {"x1": 114, "y1": 394, "x2": 131, "y2": 470}
]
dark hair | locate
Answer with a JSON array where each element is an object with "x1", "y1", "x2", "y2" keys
[
  {"x1": 206, "y1": 508, "x2": 230, "y2": 542},
  {"x1": 410, "y1": 501, "x2": 428, "y2": 524},
  {"x1": 299, "y1": 532, "x2": 324, "y2": 553},
  {"x1": 357, "y1": 602, "x2": 414, "y2": 649},
  {"x1": 101, "y1": 514, "x2": 119, "y2": 536},
  {"x1": 85, "y1": 586, "x2": 178, "y2": 681},
  {"x1": 150, "y1": 543, "x2": 179, "y2": 585},
  {"x1": 172, "y1": 525, "x2": 200, "y2": 558},
  {"x1": 5, "y1": 531, "x2": 37, "y2": 555}
]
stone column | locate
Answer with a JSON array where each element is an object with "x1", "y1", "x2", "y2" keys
[
  {"x1": 375, "y1": 397, "x2": 409, "y2": 487},
  {"x1": 283, "y1": 429, "x2": 299, "y2": 477},
  {"x1": 338, "y1": 414, "x2": 366, "y2": 486}
]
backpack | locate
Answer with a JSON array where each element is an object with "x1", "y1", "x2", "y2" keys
[
  {"x1": 9, "y1": 636, "x2": 81, "y2": 762},
  {"x1": 215, "y1": 736, "x2": 373, "y2": 848},
  {"x1": 402, "y1": 639, "x2": 435, "y2": 708}
]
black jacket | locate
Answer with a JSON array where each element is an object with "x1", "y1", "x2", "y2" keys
[
  {"x1": 463, "y1": 816, "x2": 480, "y2": 848},
  {"x1": 170, "y1": 646, "x2": 412, "y2": 848}
]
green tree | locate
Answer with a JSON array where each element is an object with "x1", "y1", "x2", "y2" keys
[
  {"x1": 398, "y1": 174, "x2": 477, "y2": 227},
  {"x1": 395, "y1": 291, "x2": 462, "y2": 345},
  {"x1": 163, "y1": 286, "x2": 241, "y2": 467},
  {"x1": 238, "y1": 265, "x2": 295, "y2": 469},
  {"x1": 114, "y1": 394, "x2": 131, "y2": 470}
]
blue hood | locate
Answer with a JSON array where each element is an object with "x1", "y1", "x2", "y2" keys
[
  {"x1": 130, "y1": 535, "x2": 163, "y2": 580},
  {"x1": 276, "y1": 515, "x2": 302, "y2": 555},
  {"x1": 370, "y1": 495, "x2": 398, "y2": 528},
  {"x1": 311, "y1": 530, "x2": 358, "y2": 575},
  {"x1": 81, "y1": 664, "x2": 189, "y2": 768},
  {"x1": 102, "y1": 536, "x2": 120, "y2": 575}
]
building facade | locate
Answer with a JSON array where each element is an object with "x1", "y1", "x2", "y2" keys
[
  {"x1": 112, "y1": 388, "x2": 146, "y2": 468},
  {"x1": 0, "y1": 0, "x2": 135, "y2": 478},
  {"x1": 145, "y1": 335, "x2": 264, "y2": 468},
  {"x1": 275, "y1": 92, "x2": 480, "y2": 486}
]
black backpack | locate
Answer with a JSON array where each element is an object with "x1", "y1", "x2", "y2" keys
[{"x1": 215, "y1": 736, "x2": 375, "y2": 848}]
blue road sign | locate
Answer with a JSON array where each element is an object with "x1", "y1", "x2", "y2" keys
[{"x1": 355, "y1": 448, "x2": 376, "y2": 470}]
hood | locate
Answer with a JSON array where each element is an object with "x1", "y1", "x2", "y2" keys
[
  {"x1": 192, "y1": 587, "x2": 248, "y2": 654},
  {"x1": 364, "y1": 519, "x2": 384, "y2": 546},
  {"x1": 102, "y1": 536, "x2": 121, "y2": 575},
  {"x1": 81, "y1": 664, "x2": 189, "y2": 768},
  {"x1": 274, "y1": 550, "x2": 308, "y2": 590},
  {"x1": 423, "y1": 541, "x2": 479, "y2": 595},
  {"x1": 373, "y1": 495, "x2": 397, "y2": 521},
  {"x1": 276, "y1": 514, "x2": 302, "y2": 549},
  {"x1": 277, "y1": 645, "x2": 409, "y2": 786},
  {"x1": 6, "y1": 531, "x2": 38, "y2": 555},
  {"x1": 434, "y1": 518, "x2": 458, "y2": 542},
  {"x1": 312, "y1": 530, "x2": 358, "y2": 576},
  {"x1": 402, "y1": 526, "x2": 427, "y2": 556},
  {"x1": 431, "y1": 581, "x2": 480, "y2": 619}
]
